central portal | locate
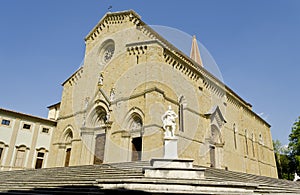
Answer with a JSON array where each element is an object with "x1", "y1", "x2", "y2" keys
[{"x1": 132, "y1": 137, "x2": 142, "y2": 161}]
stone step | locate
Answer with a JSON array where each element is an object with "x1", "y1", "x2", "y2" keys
[
  {"x1": 1, "y1": 186, "x2": 105, "y2": 195},
  {"x1": 1, "y1": 161, "x2": 299, "y2": 194},
  {"x1": 201, "y1": 166, "x2": 298, "y2": 186},
  {"x1": 1, "y1": 174, "x2": 144, "y2": 183}
]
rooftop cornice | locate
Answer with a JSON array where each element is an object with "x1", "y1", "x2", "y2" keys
[
  {"x1": 47, "y1": 102, "x2": 61, "y2": 109},
  {"x1": 85, "y1": 9, "x2": 141, "y2": 42},
  {"x1": 62, "y1": 66, "x2": 83, "y2": 86},
  {"x1": 0, "y1": 108, "x2": 57, "y2": 125}
]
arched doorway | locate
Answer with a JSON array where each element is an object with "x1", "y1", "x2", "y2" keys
[
  {"x1": 64, "y1": 130, "x2": 73, "y2": 167},
  {"x1": 132, "y1": 137, "x2": 142, "y2": 161},
  {"x1": 205, "y1": 106, "x2": 226, "y2": 169},
  {"x1": 91, "y1": 106, "x2": 108, "y2": 165},
  {"x1": 130, "y1": 115, "x2": 143, "y2": 161},
  {"x1": 210, "y1": 125, "x2": 222, "y2": 168}
]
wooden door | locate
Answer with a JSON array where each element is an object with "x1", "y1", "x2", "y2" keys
[
  {"x1": 94, "y1": 134, "x2": 106, "y2": 164},
  {"x1": 65, "y1": 148, "x2": 71, "y2": 167},
  {"x1": 132, "y1": 137, "x2": 142, "y2": 161}
]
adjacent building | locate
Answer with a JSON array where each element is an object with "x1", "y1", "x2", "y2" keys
[{"x1": 0, "y1": 108, "x2": 56, "y2": 170}]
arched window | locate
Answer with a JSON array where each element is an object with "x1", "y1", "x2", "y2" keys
[
  {"x1": 233, "y1": 123, "x2": 237, "y2": 149},
  {"x1": 245, "y1": 129, "x2": 248, "y2": 155},
  {"x1": 251, "y1": 133, "x2": 255, "y2": 157}
]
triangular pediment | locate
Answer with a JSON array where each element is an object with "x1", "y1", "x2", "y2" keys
[
  {"x1": 84, "y1": 10, "x2": 201, "y2": 71},
  {"x1": 85, "y1": 10, "x2": 141, "y2": 42},
  {"x1": 205, "y1": 106, "x2": 226, "y2": 128}
]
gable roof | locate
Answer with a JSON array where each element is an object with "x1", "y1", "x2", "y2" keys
[{"x1": 205, "y1": 105, "x2": 227, "y2": 123}]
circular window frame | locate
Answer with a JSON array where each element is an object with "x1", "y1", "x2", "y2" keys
[{"x1": 98, "y1": 39, "x2": 115, "y2": 65}]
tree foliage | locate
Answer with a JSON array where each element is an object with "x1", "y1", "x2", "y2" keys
[
  {"x1": 289, "y1": 116, "x2": 300, "y2": 157},
  {"x1": 273, "y1": 139, "x2": 293, "y2": 180},
  {"x1": 279, "y1": 116, "x2": 300, "y2": 180},
  {"x1": 272, "y1": 117, "x2": 300, "y2": 180},
  {"x1": 288, "y1": 116, "x2": 300, "y2": 174}
]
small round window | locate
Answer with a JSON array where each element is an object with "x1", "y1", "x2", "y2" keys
[{"x1": 99, "y1": 40, "x2": 115, "y2": 64}]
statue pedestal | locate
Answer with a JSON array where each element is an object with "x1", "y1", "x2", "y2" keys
[
  {"x1": 143, "y1": 136, "x2": 205, "y2": 179},
  {"x1": 144, "y1": 105, "x2": 205, "y2": 179},
  {"x1": 164, "y1": 136, "x2": 178, "y2": 159},
  {"x1": 144, "y1": 158, "x2": 205, "y2": 179}
]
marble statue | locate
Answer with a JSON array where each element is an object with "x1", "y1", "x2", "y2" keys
[
  {"x1": 294, "y1": 172, "x2": 300, "y2": 182},
  {"x1": 161, "y1": 105, "x2": 178, "y2": 138}
]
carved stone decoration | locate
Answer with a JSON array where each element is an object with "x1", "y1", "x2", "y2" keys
[
  {"x1": 131, "y1": 119, "x2": 142, "y2": 131},
  {"x1": 82, "y1": 97, "x2": 90, "y2": 127},
  {"x1": 161, "y1": 105, "x2": 178, "y2": 138},
  {"x1": 98, "y1": 72, "x2": 104, "y2": 86},
  {"x1": 99, "y1": 39, "x2": 115, "y2": 65},
  {"x1": 109, "y1": 88, "x2": 115, "y2": 102},
  {"x1": 103, "y1": 45, "x2": 114, "y2": 63},
  {"x1": 106, "y1": 113, "x2": 110, "y2": 123}
]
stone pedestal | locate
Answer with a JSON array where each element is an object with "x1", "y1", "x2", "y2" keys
[
  {"x1": 144, "y1": 158, "x2": 205, "y2": 179},
  {"x1": 164, "y1": 137, "x2": 178, "y2": 159},
  {"x1": 144, "y1": 105, "x2": 205, "y2": 179},
  {"x1": 143, "y1": 135, "x2": 206, "y2": 179}
]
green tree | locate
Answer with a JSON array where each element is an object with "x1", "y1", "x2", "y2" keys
[
  {"x1": 273, "y1": 139, "x2": 292, "y2": 179},
  {"x1": 273, "y1": 139, "x2": 283, "y2": 178},
  {"x1": 288, "y1": 116, "x2": 300, "y2": 176}
]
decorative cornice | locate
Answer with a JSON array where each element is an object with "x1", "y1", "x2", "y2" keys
[
  {"x1": 127, "y1": 45, "x2": 148, "y2": 56},
  {"x1": 203, "y1": 79, "x2": 226, "y2": 98},
  {"x1": 62, "y1": 67, "x2": 83, "y2": 86},
  {"x1": 112, "y1": 87, "x2": 178, "y2": 106},
  {"x1": 85, "y1": 10, "x2": 141, "y2": 42},
  {"x1": 164, "y1": 49, "x2": 200, "y2": 81}
]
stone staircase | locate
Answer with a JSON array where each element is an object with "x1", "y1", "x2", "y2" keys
[
  {"x1": 0, "y1": 161, "x2": 299, "y2": 194},
  {"x1": 0, "y1": 162, "x2": 147, "y2": 194},
  {"x1": 202, "y1": 166, "x2": 300, "y2": 194}
]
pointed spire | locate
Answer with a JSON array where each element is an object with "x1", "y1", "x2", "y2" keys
[{"x1": 190, "y1": 35, "x2": 203, "y2": 67}]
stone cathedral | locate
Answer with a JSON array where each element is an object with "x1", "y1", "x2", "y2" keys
[
  {"x1": 48, "y1": 10, "x2": 277, "y2": 177},
  {"x1": 43, "y1": 10, "x2": 277, "y2": 178}
]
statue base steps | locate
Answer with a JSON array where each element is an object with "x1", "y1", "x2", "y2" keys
[{"x1": 144, "y1": 158, "x2": 206, "y2": 179}]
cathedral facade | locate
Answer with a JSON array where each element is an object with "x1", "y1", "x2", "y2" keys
[
  {"x1": 46, "y1": 10, "x2": 277, "y2": 178},
  {"x1": 0, "y1": 10, "x2": 277, "y2": 178}
]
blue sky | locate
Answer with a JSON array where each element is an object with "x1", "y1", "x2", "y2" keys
[{"x1": 1, "y1": 0, "x2": 300, "y2": 146}]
